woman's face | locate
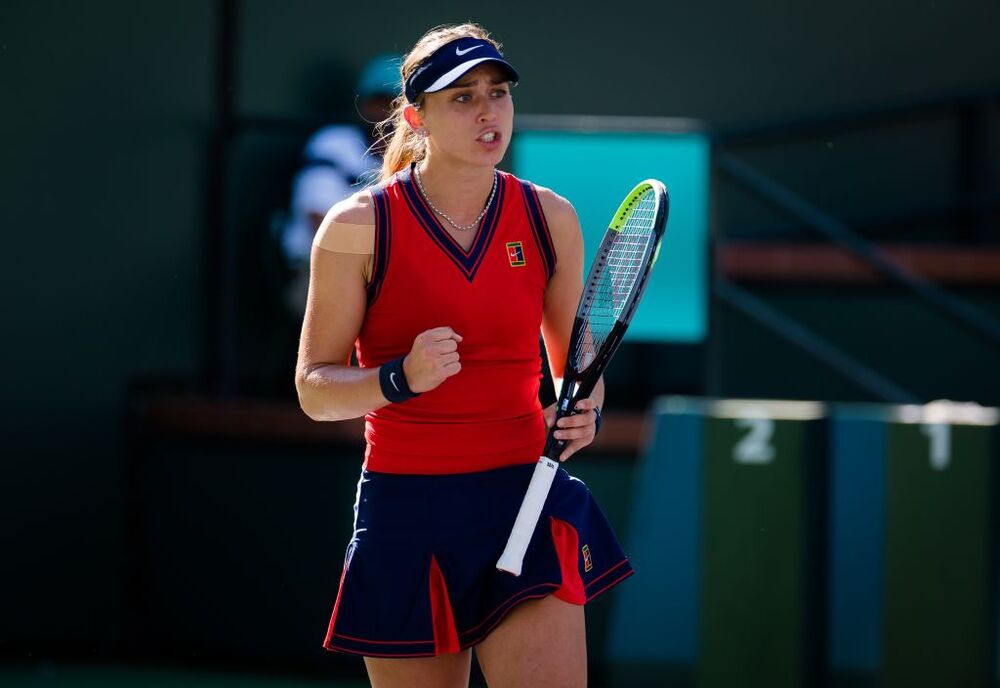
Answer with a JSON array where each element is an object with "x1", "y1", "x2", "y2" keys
[{"x1": 418, "y1": 62, "x2": 514, "y2": 168}]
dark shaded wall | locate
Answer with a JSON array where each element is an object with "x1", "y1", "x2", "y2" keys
[
  {"x1": 714, "y1": 287, "x2": 1000, "y2": 404},
  {"x1": 2, "y1": 0, "x2": 998, "y2": 661},
  {"x1": 2, "y1": 1, "x2": 212, "y2": 654},
  {"x1": 238, "y1": 0, "x2": 1000, "y2": 127}
]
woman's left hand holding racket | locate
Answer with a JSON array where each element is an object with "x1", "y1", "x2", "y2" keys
[{"x1": 542, "y1": 393, "x2": 601, "y2": 461}]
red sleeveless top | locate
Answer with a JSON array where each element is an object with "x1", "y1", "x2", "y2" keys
[{"x1": 356, "y1": 164, "x2": 557, "y2": 474}]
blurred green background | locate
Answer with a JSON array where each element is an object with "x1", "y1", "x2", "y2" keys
[{"x1": 2, "y1": 0, "x2": 999, "y2": 686}]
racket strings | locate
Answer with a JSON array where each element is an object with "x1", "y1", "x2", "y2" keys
[{"x1": 572, "y1": 189, "x2": 658, "y2": 372}]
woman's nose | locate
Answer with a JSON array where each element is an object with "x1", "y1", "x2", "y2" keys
[{"x1": 478, "y1": 103, "x2": 499, "y2": 122}]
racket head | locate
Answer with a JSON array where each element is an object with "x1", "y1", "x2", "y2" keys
[{"x1": 567, "y1": 179, "x2": 669, "y2": 381}]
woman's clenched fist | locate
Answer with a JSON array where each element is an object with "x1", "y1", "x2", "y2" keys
[{"x1": 401, "y1": 326, "x2": 464, "y2": 393}]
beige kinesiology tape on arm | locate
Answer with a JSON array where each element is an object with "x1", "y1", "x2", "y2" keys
[
  {"x1": 313, "y1": 221, "x2": 375, "y2": 255},
  {"x1": 312, "y1": 220, "x2": 375, "y2": 282}
]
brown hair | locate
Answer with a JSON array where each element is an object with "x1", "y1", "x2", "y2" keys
[{"x1": 373, "y1": 23, "x2": 502, "y2": 183}]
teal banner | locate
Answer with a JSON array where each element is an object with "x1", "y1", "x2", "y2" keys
[{"x1": 512, "y1": 129, "x2": 710, "y2": 343}]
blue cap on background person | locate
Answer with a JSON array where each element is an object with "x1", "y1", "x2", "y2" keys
[{"x1": 357, "y1": 53, "x2": 403, "y2": 100}]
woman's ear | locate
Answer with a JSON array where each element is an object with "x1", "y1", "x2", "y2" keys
[{"x1": 402, "y1": 104, "x2": 423, "y2": 132}]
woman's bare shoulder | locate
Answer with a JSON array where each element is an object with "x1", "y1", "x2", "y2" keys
[
  {"x1": 325, "y1": 189, "x2": 376, "y2": 225},
  {"x1": 532, "y1": 185, "x2": 582, "y2": 246}
]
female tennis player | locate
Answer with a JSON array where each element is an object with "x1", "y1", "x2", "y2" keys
[{"x1": 295, "y1": 23, "x2": 633, "y2": 687}]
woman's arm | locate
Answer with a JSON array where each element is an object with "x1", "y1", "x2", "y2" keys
[
  {"x1": 295, "y1": 192, "x2": 464, "y2": 421},
  {"x1": 536, "y1": 187, "x2": 604, "y2": 460},
  {"x1": 294, "y1": 193, "x2": 386, "y2": 421}
]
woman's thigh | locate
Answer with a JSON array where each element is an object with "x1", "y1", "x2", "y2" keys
[
  {"x1": 364, "y1": 650, "x2": 472, "y2": 688},
  {"x1": 474, "y1": 595, "x2": 586, "y2": 688}
]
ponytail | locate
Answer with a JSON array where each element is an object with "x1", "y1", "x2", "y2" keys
[{"x1": 374, "y1": 96, "x2": 425, "y2": 183}]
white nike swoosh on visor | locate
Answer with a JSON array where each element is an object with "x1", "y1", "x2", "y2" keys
[
  {"x1": 456, "y1": 45, "x2": 483, "y2": 56},
  {"x1": 424, "y1": 57, "x2": 495, "y2": 93}
]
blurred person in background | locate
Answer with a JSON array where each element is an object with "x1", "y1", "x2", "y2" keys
[{"x1": 278, "y1": 53, "x2": 401, "y2": 316}]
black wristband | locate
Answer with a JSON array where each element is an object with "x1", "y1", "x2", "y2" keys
[
  {"x1": 593, "y1": 405, "x2": 603, "y2": 436},
  {"x1": 379, "y1": 356, "x2": 420, "y2": 403}
]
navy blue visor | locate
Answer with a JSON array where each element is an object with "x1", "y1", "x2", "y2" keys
[{"x1": 404, "y1": 37, "x2": 519, "y2": 104}]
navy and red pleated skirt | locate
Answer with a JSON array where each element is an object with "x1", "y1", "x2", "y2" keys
[{"x1": 322, "y1": 462, "x2": 633, "y2": 657}]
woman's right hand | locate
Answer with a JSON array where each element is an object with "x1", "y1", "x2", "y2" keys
[{"x1": 402, "y1": 327, "x2": 464, "y2": 393}]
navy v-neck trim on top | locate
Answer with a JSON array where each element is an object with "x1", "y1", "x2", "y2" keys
[{"x1": 398, "y1": 164, "x2": 505, "y2": 282}]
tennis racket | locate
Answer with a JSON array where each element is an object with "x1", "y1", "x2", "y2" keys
[{"x1": 496, "y1": 178, "x2": 669, "y2": 576}]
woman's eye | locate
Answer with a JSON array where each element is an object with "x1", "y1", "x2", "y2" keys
[
  {"x1": 455, "y1": 93, "x2": 472, "y2": 103},
  {"x1": 492, "y1": 89, "x2": 509, "y2": 98}
]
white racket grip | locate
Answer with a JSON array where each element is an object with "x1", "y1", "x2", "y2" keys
[{"x1": 496, "y1": 457, "x2": 560, "y2": 576}]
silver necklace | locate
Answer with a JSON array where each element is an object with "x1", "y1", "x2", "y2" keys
[{"x1": 413, "y1": 165, "x2": 497, "y2": 232}]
